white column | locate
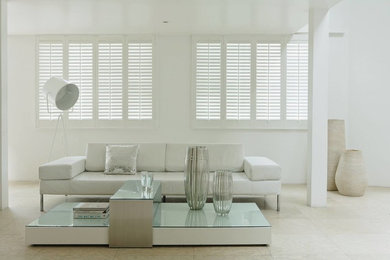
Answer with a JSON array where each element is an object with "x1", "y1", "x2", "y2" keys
[
  {"x1": 307, "y1": 8, "x2": 329, "y2": 207},
  {"x1": 0, "y1": 0, "x2": 8, "y2": 209}
]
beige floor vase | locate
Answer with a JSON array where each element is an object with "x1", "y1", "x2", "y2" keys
[
  {"x1": 328, "y1": 119, "x2": 346, "y2": 191},
  {"x1": 335, "y1": 150, "x2": 368, "y2": 196}
]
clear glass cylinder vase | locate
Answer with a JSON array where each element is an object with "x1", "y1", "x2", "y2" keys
[
  {"x1": 184, "y1": 146, "x2": 209, "y2": 210},
  {"x1": 213, "y1": 170, "x2": 233, "y2": 216}
]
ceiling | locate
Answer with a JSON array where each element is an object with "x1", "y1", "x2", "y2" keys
[{"x1": 7, "y1": 0, "x2": 343, "y2": 35}]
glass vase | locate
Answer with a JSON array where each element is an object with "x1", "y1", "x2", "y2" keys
[
  {"x1": 184, "y1": 146, "x2": 209, "y2": 210},
  {"x1": 213, "y1": 170, "x2": 233, "y2": 216}
]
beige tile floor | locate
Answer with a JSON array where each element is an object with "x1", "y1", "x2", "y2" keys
[{"x1": 1, "y1": 182, "x2": 390, "y2": 259}]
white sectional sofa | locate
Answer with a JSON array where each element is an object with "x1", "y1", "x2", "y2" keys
[{"x1": 39, "y1": 143, "x2": 282, "y2": 211}]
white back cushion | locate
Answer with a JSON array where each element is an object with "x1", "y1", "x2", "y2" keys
[
  {"x1": 165, "y1": 144, "x2": 244, "y2": 172},
  {"x1": 86, "y1": 143, "x2": 166, "y2": 172}
]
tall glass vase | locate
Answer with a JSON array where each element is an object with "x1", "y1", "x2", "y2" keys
[
  {"x1": 213, "y1": 170, "x2": 233, "y2": 216},
  {"x1": 184, "y1": 146, "x2": 209, "y2": 210}
]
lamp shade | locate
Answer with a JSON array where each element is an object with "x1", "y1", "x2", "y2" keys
[{"x1": 43, "y1": 77, "x2": 79, "y2": 111}]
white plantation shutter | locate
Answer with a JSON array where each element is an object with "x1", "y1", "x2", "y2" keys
[
  {"x1": 98, "y1": 42, "x2": 123, "y2": 120},
  {"x1": 256, "y1": 43, "x2": 281, "y2": 120},
  {"x1": 68, "y1": 43, "x2": 93, "y2": 120},
  {"x1": 195, "y1": 42, "x2": 221, "y2": 120},
  {"x1": 286, "y1": 42, "x2": 308, "y2": 120},
  {"x1": 226, "y1": 43, "x2": 251, "y2": 120},
  {"x1": 128, "y1": 43, "x2": 153, "y2": 120},
  {"x1": 38, "y1": 42, "x2": 63, "y2": 120}
]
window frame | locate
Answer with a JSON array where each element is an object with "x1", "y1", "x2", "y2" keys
[
  {"x1": 67, "y1": 36, "x2": 95, "y2": 127},
  {"x1": 126, "y1": 36, "x2": 155, "y2": 121},
  {"x1": 286, "y1": 34, "x2": 309, "y2": 122},
  {"x1": 191, "y1": 35, "x2": 308, "y2": 130},
  {"x1": 35, "y1": 37, "x2": 65, "y2": 125},
  {"x1": 35, "y1": 35, "x2": 157, "y2": 129}
]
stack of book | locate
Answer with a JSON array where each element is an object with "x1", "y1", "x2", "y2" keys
[{"x1": 73, "y1": 202, "x2": 110, "y2": 219}]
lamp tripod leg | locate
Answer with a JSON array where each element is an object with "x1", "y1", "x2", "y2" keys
[
  {"x1": 48, "y1": 113, "x2": 69, "y2": 161},
  {"x1": 48, "y1": 114, "x2": 62, "y2": 162},
  {"x1": 61, "y1": 113, "x2": 69, "y2": 156}
]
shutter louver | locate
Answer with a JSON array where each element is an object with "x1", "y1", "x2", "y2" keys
[
  {"x1": 68, "y1": 43, "x2": 93, "y2": 120},
  {"x1": 195, "y1": 43, "x2": 221, "y2": 120},
  {"x1": 256, "y1": 43, "x2": 281, "y2": 120},
  {"x1": 38, "y1": 42, "x2": 63, "y2": 120},
  {"x1": 286, "y1": 42, "x2": 308, "y2": 120},
  {"x1": 98, "y1": 42, "x2": 123, "y2": 120},
  {"x1": 128, "y1": 43, "x2": 153, "y2": 120},
  {"x1": 226, "y1": 43, "x2": 251, "y2": 120}
]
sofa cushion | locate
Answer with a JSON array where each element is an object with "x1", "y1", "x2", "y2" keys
[
  {"x1": 244, "y1": 156, "x2": 281, "y2": 181},
  {"x1": 104, "y1": 144, "x2": 139, "y2": 174},
  {"x1": 39, "y1": 156, "x2": 86, "y2": 180},
  {"x1": 86, "y1": 143, "x2": 166, "y2": 172},
  {"x1": 40, "y1": 171, "x2": 281, "y2": 196},
  {"x1": 165, "y1": 144, "x2": 244, "y2": 172}
]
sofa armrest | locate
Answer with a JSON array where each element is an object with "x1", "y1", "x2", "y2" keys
[
  {"x1": 39, "y1": 156, "x2": 86, "y2": 180},
  {"x1": 244, "y1": 156, "x2": 281, "y2": 181}
]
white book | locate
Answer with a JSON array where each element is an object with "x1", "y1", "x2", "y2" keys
[
  {"x1": 73, "y1": 211, "x2": 110, "y2": 219},
  {"x1": 73, "y1": 202, "x2": 109, "y2": 212}
]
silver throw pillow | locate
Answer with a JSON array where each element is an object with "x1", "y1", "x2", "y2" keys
[{"x1": 104, "y1": 144, "x2": 139, "y2": 175}]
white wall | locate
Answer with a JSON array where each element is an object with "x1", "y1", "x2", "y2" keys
[
  {"x1": 11, "y1": 0, "x2": 390, "y2": 187},
  {"x1": 8, "y1": 35, "x2": 308, "y2": 183},
  {"x1": 328, "y1": 0, "x2": 350, "y2": 147},
  {"x1": 347, "y1": 0, "x2": 390, "y2": 186},
  {"x1": 328, "y1": 0, "x2": 390, "y2": 186},
  {"x1": 0, "y1": 0, "x2": 8, "y2": 209}
]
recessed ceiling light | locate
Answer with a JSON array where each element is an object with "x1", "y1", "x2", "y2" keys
[{"x1": 163, "y1": 21, "x2": 169, "y2": 24}]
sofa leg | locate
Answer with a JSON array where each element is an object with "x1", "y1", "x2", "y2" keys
[
  {"x1": 40, "y1": 194, "x2": 44, "y2": 212},
  {"x1": 276, "y1": 194, "x2": 280, "y2": 212},
  {"x1": 162, "y1": 195, "x2": 166, "y2": 202}
]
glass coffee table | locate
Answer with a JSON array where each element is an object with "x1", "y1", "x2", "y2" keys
[
  {"x1": 26, "y1": 180, "x2": 271, "y2": 246},
  {"x1": 153, "y1": 203, "x2": 271, "y2": 245}
]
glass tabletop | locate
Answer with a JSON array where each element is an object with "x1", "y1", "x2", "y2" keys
[
  {"x1": 27, "y1": 201, "x2": 270, "y2": 229},
  {"x1": 27, "y1": 203, "x2": 109, "y2": 227},
  {"x1": 153, "y1": 203, "x2": 270, "y2": 228},
  {"x1": 110, "y1": 180, "x2": 161, "y2": 200}
]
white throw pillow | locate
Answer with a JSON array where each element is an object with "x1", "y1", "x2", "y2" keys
[{"x1": 104, "y1": 145, "x2": 139, "y2": 175}]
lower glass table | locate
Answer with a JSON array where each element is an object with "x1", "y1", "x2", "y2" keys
[
  {"x1": 26, "y1": 180, "x2": 271, "y2": 246},
  {"x1": 153, "y1": 203, "x2": 271, "y2": 245},
  {"x1": 26, "y1": 202, "x2": 271, "y2": 246}
]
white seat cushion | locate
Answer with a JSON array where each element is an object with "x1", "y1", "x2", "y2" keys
[
  {"x1": 165, "y1": 144, "x2": 244, "y2": 172},
  {"x1": 244, "y1": 156, "x2": 281, "y2": 181},
  {"x1": 86, "y1": 143, "x2": 166, "y2": 172},
  {"x1": 41, "y1": 171, "x2": 281, "y2": 196},
  {"x1": 67, "y1": 171, "x2": 187, "y2": 195}
]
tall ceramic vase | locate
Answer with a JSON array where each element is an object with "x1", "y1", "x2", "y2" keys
[
  {"x1": 184, "y1": 146, "x2": 209, "y2": 210},
  {"x1": 328, "y1": 119, "x2": 346, "y2": 191},
  {"x1": 335, "y1": 150, "x2": 367, "y2": 196}
]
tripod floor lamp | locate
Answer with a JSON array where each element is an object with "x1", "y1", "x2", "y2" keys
[{"x1": 43, "y1": 77, "x2": 79, "y2": 161}]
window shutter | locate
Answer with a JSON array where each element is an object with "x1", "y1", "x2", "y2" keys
[
  {"x1": 286, "y1": 42, "x2": 308, "y2": 120},
  {"x1": 226, "y1": 43, "x2": 251, "y2": 120},
  {"x1": 68, "y1": 43, "x2": 93, "y2": 120},
  {"x1": 38, "y1": 42, "x2": 63, "y2": 120},
  {"x1": 128, "y1": 43, "x2": 153, "y2": 120},
  {"x1": 195, "y1": 42, "x2": 221, "y2": 120},
  {"x1": 256, "y1": 43, "x2": 281, "y2": 120},
  {"x1": 98, "y1": 42, "x2": 123, "y2": 120}
]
